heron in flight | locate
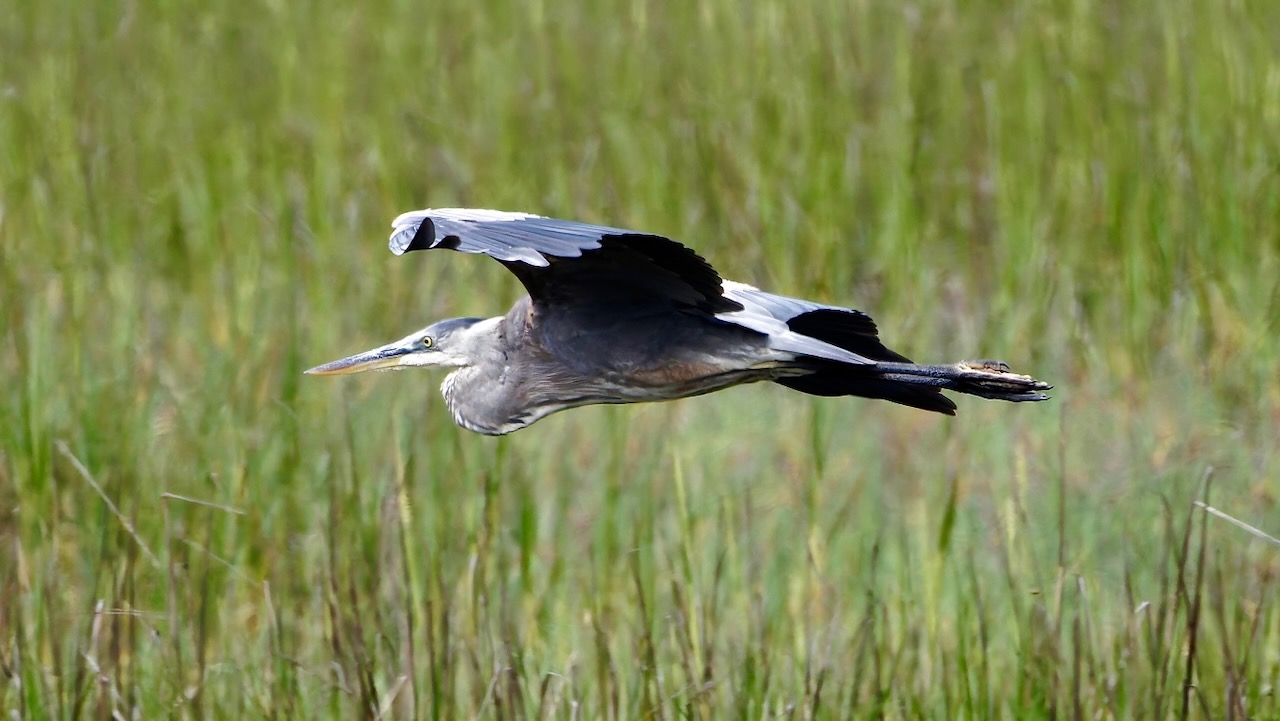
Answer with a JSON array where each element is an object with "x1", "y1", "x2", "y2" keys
[{"x1": 307, "y1": 209, "x2": 1051, "y2": 435}]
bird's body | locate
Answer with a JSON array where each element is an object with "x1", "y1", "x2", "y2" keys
[
  {"x1": 436, "y1": 296, "x2": 773, "y2": 434},
  {"x1": 444, "y1": 292, "x2": 810, "y2": 434},
  {"x1": 308, "y1": 209, "x2": 1051, "y2": 434}
]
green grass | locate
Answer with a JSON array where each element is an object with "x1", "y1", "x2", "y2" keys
[{"x1": 3, "y1": 0, "x2": 1279, "y2": 717}]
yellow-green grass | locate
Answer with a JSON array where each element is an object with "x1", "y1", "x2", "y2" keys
[{"x1": 2, "y1": 0, "x2": 1278, "y2": 717}]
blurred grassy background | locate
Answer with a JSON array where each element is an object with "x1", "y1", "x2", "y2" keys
[{"x1": 2, "y1": 0, "x2": 1278, "y2": 717}]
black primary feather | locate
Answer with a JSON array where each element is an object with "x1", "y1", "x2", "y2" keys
[{"x1": 784, "y1": 308, "x2": 913, "y2": 363}]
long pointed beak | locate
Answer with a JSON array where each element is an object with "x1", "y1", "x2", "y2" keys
[{"x1": 305, "y1": 341, "x2": 414, "y2": 376}]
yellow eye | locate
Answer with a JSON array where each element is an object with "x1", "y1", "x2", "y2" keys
[{"x1": 421, "y1": 335, "x2": 434, "y2": 348}]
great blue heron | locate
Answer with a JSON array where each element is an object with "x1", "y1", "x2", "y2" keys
[{"x1": 307, "y1": 209, "x2": 1051, "y2": 435}]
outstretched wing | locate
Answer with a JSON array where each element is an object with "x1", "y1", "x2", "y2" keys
[
  {"x1": 388, "y1": 208, "x2": 875, "y2": 365},
  {"x1": 390, "y1": 208, "x2": 739, "y2": 314}
]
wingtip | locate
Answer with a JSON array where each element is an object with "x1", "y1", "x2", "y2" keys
[
  {"x1": 388, "y1": 210, "x2": 433, "y2": 255},
  {"x1": 400, "y1": 215, "x2": 438, "y2": 255},
  {"x1": 388, "y1": 208, "x2": 552, "y2": 257}
]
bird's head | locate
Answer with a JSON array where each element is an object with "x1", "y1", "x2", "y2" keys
[{"x1": 305, "y1": 317, "x2": 492, "y2": 375}]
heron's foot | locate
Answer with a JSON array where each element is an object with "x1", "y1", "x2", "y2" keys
[{"x1": 956, "y1": 359, "x2": 1054, "y2": 397}]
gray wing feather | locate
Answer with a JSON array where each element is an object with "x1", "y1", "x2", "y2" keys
[{"x1": 390, "y1": 208, "x2": 635, "y2": 265}]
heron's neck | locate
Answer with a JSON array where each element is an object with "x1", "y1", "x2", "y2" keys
[
  {"x1": 439, "y1": 365, "x2": 531, "y2": 436},
  {"x1": 438, "y1": 315, "x2": 526, "y2": 435}
]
